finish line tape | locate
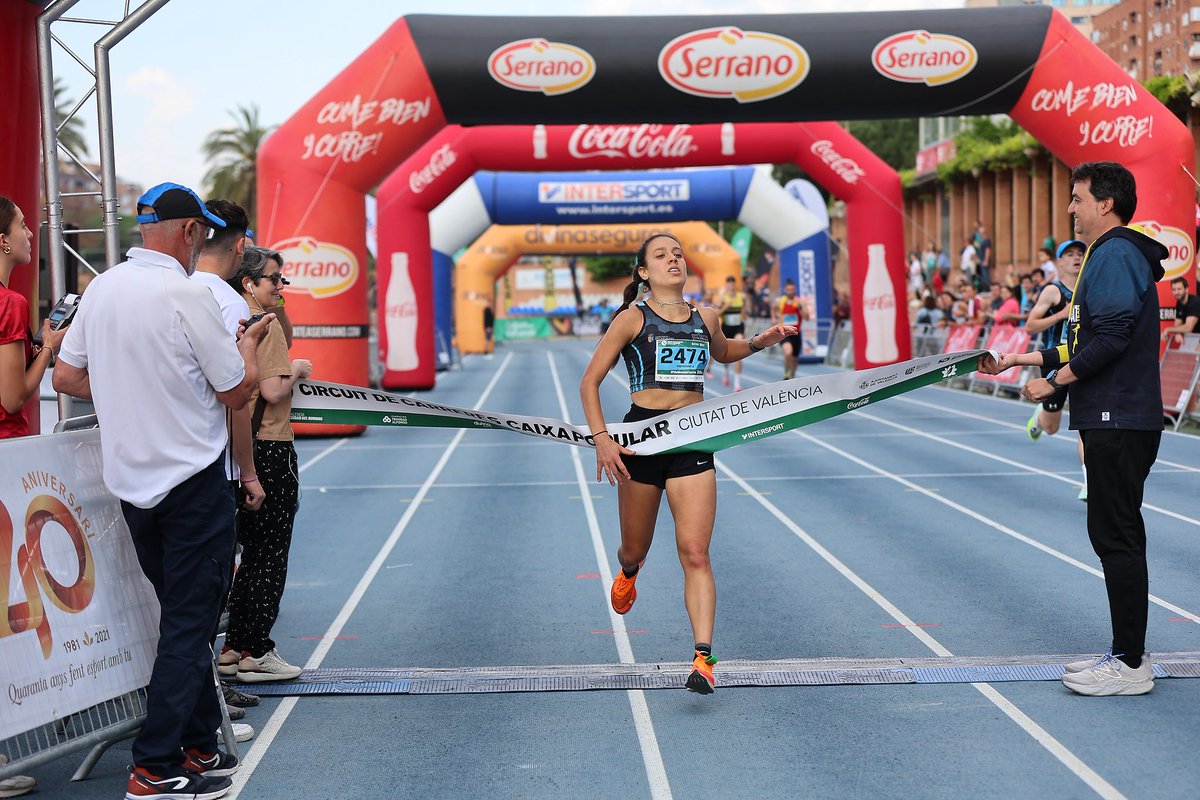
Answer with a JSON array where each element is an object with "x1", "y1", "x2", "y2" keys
[{"x1": 290, "y1": 349, "x2": 988, "y2": 455}]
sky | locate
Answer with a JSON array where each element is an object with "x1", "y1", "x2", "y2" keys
[{"x1": 51, "y1": 0, "x2": 966, "y2": 196}]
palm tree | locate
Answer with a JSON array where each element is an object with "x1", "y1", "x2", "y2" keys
[
  {"x1": 54, "y1": 77, "x2": 89, "y2": 159},
  {"x1": 202, "y1": 104, "x2": 274, "y2": 224}
]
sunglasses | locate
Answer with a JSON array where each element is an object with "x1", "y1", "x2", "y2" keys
[{"x1": 261, "y1": 272, "x2": 290, "y2": 286}]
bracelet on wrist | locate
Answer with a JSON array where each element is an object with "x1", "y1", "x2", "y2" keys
[
  {"x1": 240, "y1": 475, "x2": 259, "y2": 483},
  {"x1": 591, "y1": 430, "x2": 609, "y2": 440}
]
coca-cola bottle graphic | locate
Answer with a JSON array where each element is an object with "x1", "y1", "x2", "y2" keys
[
  {"x1": 385, "y1": 252, "x2": 419, "y2": 371},
  {"x1": 533, "y1": 124, "x2": 548, "y2": 160},
  {"x1": 862, "y1": 243, "x2": 898, "y2": 363},
  {"x1": 720, "y1": 122, "x2": 735, "y2": 156}
]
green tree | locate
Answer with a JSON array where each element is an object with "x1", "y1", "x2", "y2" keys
[
  {"x1": 54, "y1": 77, "x2": 89, "y2": 158},
  {"x1": 202, "y1": 104, "x2": 273, "y2": 223},
  {"x1": 844, "y1": 118, "x2": 919, "y2": 171}
]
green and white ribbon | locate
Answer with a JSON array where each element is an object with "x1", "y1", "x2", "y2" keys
[{"x1": 290, "y1": 349, "x2": 988, "y2": 455}]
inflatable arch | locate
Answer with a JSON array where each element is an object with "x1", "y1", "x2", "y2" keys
[
  {"x1": 378, "y1": 120, "x2": 901, "y2": 389},
  {"x1": 260, "y1": 8, "x2": 1195, "y2": 398},
  {"x1": 456, "y1": 222, "x2": 740, "y2": 354},
  {"x1": 426, "y1": 166, "x2": 825, "y2": 363}
]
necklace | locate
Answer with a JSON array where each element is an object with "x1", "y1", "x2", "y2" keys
[{"x1": 649, "y1": 295, "x2": 689, "y2": 308}]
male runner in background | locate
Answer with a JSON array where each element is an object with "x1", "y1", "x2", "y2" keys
[{"x1": 1024, "y1": 239, "x2": 1088, "y2": 500}]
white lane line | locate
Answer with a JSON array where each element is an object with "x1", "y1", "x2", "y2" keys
[
  {"x1": 297, "y1": 437, "x2": 347, "y2": 473},
  {"x1": 735, "y1": 361, "x2": 1200, "y2": 529},
  {"x1": 547, "y1": 352, "x2": 672, "y2": 800},
  {"x1": 892, "y1": 394, "x2": 1200, "y2": 475},
  {"x1": 899, "y1": 378, "x2": 1198, "y2": 442},
  {"x1": 793, "y1": 429, "x2": 1200, "y2": 626},
  {"x1": 299, "y1": 469, "x2": 1114, "y2": 493},
  {"x1": 716, "y1": 458, "x2": 1126, "y2": 800},
  {"x1": 857, "y1": 411, "x2": 1200, "y2": 529},
  {"x1": 228, "y1": 352, "x2": 515, "y2": 798},
  {"x1": 724, "y1": 366, "x2": 1200, "y2": 623}
]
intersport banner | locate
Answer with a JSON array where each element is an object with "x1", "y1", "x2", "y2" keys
[
  {"x1": 260, "y1": 5, "x2": 1193, "y2": 399},
  {"x1": 290, "y1": 349, "x2": 987, "y2": 454},
  {"x1": 0, "y1": 431, "x2": 158, "y2": 740}
]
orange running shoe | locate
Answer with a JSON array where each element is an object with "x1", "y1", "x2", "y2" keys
[
  {"x1": 610, "y1": 563, "x2": 642, "y2": 615},
  {"x1": 686, "y1": 650, "x2": 718, "y2": 694}
]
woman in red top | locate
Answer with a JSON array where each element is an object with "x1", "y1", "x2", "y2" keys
[
  {"x1": 991, "y1": 284, "x2": 1025, "y2": 328},
  {"x1": 0, "y1": 197, "x2": 65, "y2": 438}
]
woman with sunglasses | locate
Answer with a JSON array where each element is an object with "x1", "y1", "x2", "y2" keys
[{"x1": 219, "y1": 246, "x2": 312, "y2": 683}]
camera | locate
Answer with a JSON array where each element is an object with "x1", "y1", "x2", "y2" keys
[{"x1": 32, "y1": 293, "x2": 80, "y2": 347}]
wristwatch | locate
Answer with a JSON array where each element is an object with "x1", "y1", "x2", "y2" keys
[{"x1": 1046, "y1": 370, "x2": 1063, "y2": 392}]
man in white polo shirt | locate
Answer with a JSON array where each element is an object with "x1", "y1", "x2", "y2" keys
[{"x1": 54, "y1": 182, "x2": 272, "y2": 800}]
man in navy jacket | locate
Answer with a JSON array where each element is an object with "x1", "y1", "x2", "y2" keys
[{"x1": 982, "y1": 161, "x2": 1167, "y2": 696}]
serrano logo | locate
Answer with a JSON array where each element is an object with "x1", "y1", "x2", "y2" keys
[
  {"x1": 488, "y1": 38, "x2": 596, "y2": 96},
  {"x1": 872, "y1": 30, "x2": 977, "y2": 86},
  {"x1": 274, "y1": 237, "x2": 359, "y2": 299},
  {"x1": 1133, "y1": 220, "x2": 1194, "y2": 280},
  {"x1": 658, "y1": 27, "x2": 810, "y2": 103}
]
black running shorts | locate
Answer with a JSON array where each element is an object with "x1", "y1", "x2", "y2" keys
[
  {"x1": 619, "y1": 403, "x2": 715, "y2": 488},
  {"x1": 721, "y1": 324, "x2": 745, "y2": 339}
]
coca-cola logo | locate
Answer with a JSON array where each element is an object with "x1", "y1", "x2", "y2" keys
[
  {"x1": 862, "y1": 293, "x2": 896, "y2": 311},
  {"x1": 488, "y1": 38, "x2": 596, "y2": 96},
  {"x1": 409, "y1": 144, "x2": 457, "y2": 194},
  {"x1": 1133, "y1": 220, "x2": 1194, "y2": 280},
  {"x1": 810, "y1": 140, "x2": 867, "y2": 184},
  {"x1": 272, "y1": 237, "x2": 359, "y2": 299},
  {"x1": 658, "y1": 27, "x2": 809, "y2": 103},
  {"x1": 872, "y1": 30, "x2": 977, "y2": 86},
  {"x1": 568, "y1": 124, "x2": 696, "y2": 159}
]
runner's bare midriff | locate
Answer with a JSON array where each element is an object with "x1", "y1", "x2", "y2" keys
[{"x1": 630, "y1": 387, "x2": 705, "y2": 411}]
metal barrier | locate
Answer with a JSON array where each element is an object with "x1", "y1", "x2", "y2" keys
[
  {"x1": 4, "y1": 417, "x2": 241, "y2": 783},
  {"x1": 824, "y1": 321, "x2": 854, "y2": 368},
  {"x1": 1161, "y1": 333, "x2": 1200, "y2": 431}
]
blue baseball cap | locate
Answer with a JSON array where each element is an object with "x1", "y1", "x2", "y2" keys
[
  {"x1": 1056, "y1": 239, "x2": 1086, "y2": 258},
  {"x1": 136, "y1": 182, "x2": 227, "y2": 228}
]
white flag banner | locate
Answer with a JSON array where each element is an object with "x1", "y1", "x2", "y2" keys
[{"x1": 291, "y1": 349, "x2": 989, "y2": 454}]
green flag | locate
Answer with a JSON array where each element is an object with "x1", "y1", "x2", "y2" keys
[{"x1": 730, "y1": 227, "x2": 753, "y2": 266}]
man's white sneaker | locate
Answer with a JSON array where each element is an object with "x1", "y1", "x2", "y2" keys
[
  {"x1": 1061, "y1": 653, "x2": 1154, "y2": 696},
  {"x1": 236, "y1": 648, "x2": 302, "y2": 682},
  {"x1": 1063, "y1": 646, "x2": 1113, "y2": 674}
]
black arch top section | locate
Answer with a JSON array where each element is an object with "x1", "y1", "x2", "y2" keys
[{"x1": 407, "y1": 7, "x2": 1052, "y2": 125}]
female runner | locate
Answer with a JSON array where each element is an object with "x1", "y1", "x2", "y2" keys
[{"x1": 579, "y1": 233, "x2": 795, "y2": 693}]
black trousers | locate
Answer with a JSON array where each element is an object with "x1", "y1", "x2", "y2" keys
[
  {"x1": 226, "y1": 440, "x2": 299, "y2": 658},
  {"x1": 1080, "y1": 428, "x2": 1161, "y2": 660},
  {"x1": 122, "y1": 456, "x2": 234, "y2": 775}
]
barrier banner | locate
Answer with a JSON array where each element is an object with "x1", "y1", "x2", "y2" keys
[
  {"x1": 974, "y1": 328, "x2": 1032, "y2": 385},
  {"x1": 495, "y1": 318, "x2": 553, "y2": 341},
  {"x1": 290, "y1": 349, "x2": 987, "y2": 454},
  {"x1": 1, "y1": 430, "x2": 158, "y2": 740}
]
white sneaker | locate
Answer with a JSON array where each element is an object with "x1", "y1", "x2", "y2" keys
[
  {"x1": 237, "y1": 648, "x2": 302, "y2": 683},
  {"x1": 1061, "y1": 653, "x2": 1154, "y2": 696},
  {"x1": 0, "y1": 754, "x2": 36, "y2": 798},
  {"x1": 1063, "y1": 646, "x2": 1112, "y2": 674},
  {"x1": 217, "y1": 722, "x2": 256, "y2": 743}
]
